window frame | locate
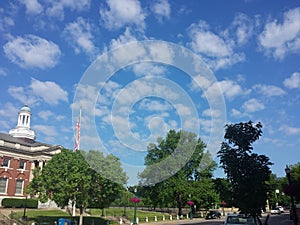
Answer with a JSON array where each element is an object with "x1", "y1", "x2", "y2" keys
[
  {"x1": 19, "y1": 160, "x2": 26, "y2": 170},
  {"x1": 2, "y1": 157, "x2": 10, "y2": 167},
  {"x1": 0, "y1": 177, "x2": 8, "y2": 194},
  {"x1": 15, "y1": 179, "x2": 24, "y2": 195}
]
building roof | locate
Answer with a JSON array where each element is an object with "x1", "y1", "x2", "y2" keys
[{"x1": 0, "y1": 132, "x2": 50, "y2": 147}]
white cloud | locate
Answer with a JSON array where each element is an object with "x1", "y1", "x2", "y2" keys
[
  {"x1": 8, "y1": 78, "x2": 68, "y2": 106},
  {"x1": 189, "y1": 21, "x2": 232, "y2": 58},
  {"x1": 279, "y1": 125, "x2": 300, "y2": 135},
  {"x1": 151, "y1": 0, "x2": 171, "y2": 21},
  {"x1": 231, "y1": 108, "x2": 243, "y2": 117},
  {"x1": 138, "y1": 99, "x2": 172, "y2": 112},
  {"x1": 224, "y1": 13, "x2": 255, "y2": 46},
  {"x1": 109, "y1": 27, "x2": 139, "y2": 49},
  {"x1": 100, "y1": 0, "x2": 146, "y2": 30},
  {"x1": 253, "y1": 84, "x2": 286, "y2": 97},
  {"x1": 3, "y1": 35, "x2": 61, "y2": 69},
  {"x1": 45, "y1": 0, "x2": 91, "y2": 20},
  {"x1": 258, "y1": 7, "x2": 300, "y2": 59},
  {"x1": 30, "y1": 78, "x2": 68, "y2": 105},
  {"x1": 32, "y1": 124, "x2": 57, "y2": 136},
  {"x1": 63, "y1": 17, "x2": 98, "y2": 57},
  {"x1": 242, "y1": 98, "x2": 265, "y2": 113},
  {"x1": 0, "y1": 68, "x2": 7, "y2": 76},
  {"x1": 38, "y1": 110, "x2": 54, "y2": 120},
  {"x1": 188, "y1": 20, "x2": 245, "y2": 70},
  {"x1": 205, "y1": 80, "x2": 248, "y2": 100},
  {"x1": 21, "y1": 0, "x2": 43, "y2": 15},
  {"x1": 284, "y1": 72, "x2": 300, "y2": 89}
]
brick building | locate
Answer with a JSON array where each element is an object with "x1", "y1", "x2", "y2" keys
[{"x1": 0, "y1": 105, "x2": 62, "y2": 204}]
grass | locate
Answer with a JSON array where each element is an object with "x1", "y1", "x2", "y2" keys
[{"x1": 11, "y1": 209, "x2": 108, "y2": 225}]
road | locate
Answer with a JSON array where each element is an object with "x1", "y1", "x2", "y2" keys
[{"x1": 139, "y1": 212, "x2": 295, "y2": 225}]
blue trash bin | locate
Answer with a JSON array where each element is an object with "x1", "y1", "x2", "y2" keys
[{"x1": 58, "y1": 218, "x2": 71, "y2": 225}]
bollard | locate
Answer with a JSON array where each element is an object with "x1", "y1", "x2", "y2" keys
[
  {"x1": 154, "y1": 216, "x2": 157, "y2": 221},
  {"x1": 177, "y1": 215, "x2": 179, "y2": 220},
  {"x1": 170, "y1": 215, "x2": 172, "y2": 221},
  {"x1": 119, "y1": 218, "x2": 123, "y2": 224},
  {"x1": 146, "y1": 217, "x2": 148, "y2": 222},
  {"x1": 162, "y1": 215, "x2": 165, "y2": 221},
  {"x1": 186, "y1": 213, "x2": 189, "y2": 219},
  {"x1": 136, "y1": 217, "x2": 139, "y2": 224}
]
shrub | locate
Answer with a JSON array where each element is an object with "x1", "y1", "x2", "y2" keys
[{"x1": 2, "y1": 198, "x2": 38, "y2": 208}]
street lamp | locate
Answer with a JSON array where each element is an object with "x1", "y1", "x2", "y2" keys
[
  {"x1": 285, "y1": 165, "x2": 298, "y2": 225},
  {"x1": 275, "y1": 189, "x2": 279, "y2": 207},
  {"x1": 130, "y1": 188, "x2": 140, "y2": 225}
]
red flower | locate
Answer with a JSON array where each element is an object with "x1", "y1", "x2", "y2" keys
[
  {"x1": 187, "y1": 201, "x2": 194, "y2": 205},
  {"x1": 130, "y1": 197, "x2": 141, "y2": 203}
]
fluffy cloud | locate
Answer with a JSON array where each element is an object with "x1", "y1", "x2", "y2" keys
[
  {"x1": 21, "y1": 0, "x2": 43, "y2": 15},
  {"x1": 46, "y1": 0, "x2": 91, "y2": 20},
  {"x1": 30, "y1": 78, "x2": 68, "y2": 104},
  {"x1": 188, "y1": 20, "x2": 245, "y2": 70},
  {"x1": 100, "y1": 0, "x2": 146, "y2": 30},
  {"x1": 258, "y1": 7, "x2": 300, "y2": 59},
  {"x1": 8, "y1": 78, "x2": 68, "y2": 106},
  {"x1": 151, "y1": 0, "x2": 171, "y2": 21},
  {"x1": 279, "y1": 125, "x2": 300, "y2": 135},
  {"x1": 242, "y1": 98, "x2": 265, "y2": 113},
  {"x1": 284, "y1": 72, "x2": 300, "y2": 89},
  {"x1": 3, "y1": 35, "x2": 61, "y2": 69},
  {"x1": 63, "y1": 17, "x2": 98, "y2": 57},
  {"x1": 253, "y1": 84, "x2": 286, "y2": 97},
  {"x1": 204, "y1": 80, "x2": 248, "y2": 100}
]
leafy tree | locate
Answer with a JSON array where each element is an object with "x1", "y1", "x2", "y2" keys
[
  {"x1": 218, "y1": 121, "x2": 272, "y2": 216},
  {"x1": 288, "y1": 163, "x2": 300, "y2": 203},
  {"x1": 213, "y1": 178, "x2": 233, "y2": 207},
  {"x1": 139, "y1": 130, "x2": 217, "y2": 215},
  {"x1": 27, "y1": 149, "x2": 126, "y2": 225}
]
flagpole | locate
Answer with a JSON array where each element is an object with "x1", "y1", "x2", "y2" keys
[{"x1": 73, "y1": 107, "x2": 81, "y2": 216}]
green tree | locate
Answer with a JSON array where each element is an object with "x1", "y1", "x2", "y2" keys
[
  {"x1": 213, "y1": 178, "x2": 233, "y2": 207},
  {"x1": 218, "y1": 121, "x2": 272, "y2": 216},
  {"x1": 139, "y1": 130, "x2": 217, "y2": 215},
  {"x1": 288, "y1": 163, "x2": 300, "y2": 203},
  {"x1": 27, "y1": 149, "x2": 126, "y2": 225}
]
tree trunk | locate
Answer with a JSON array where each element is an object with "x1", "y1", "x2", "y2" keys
[{"x1": 79, "y1": 207, "x2": 84, "y2": 225}]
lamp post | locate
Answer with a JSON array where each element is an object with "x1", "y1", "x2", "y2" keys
[
  {"x1": 275, "y1": 189, "x2": 279, "y2": 207},
  {"x1": 22, "y1": 195, "x2": 28, "y2": 220},
  {"x1": 130, "y1": 188, "x2": 140, "y2": 225},
  {"x1": 285, "y1": 165, "x2": 298, "y2": 225},
  {"x1": 187, "y1": 200, "x2": 194, "y2": 220},
  {"x1": 221, "y1": 201, "x2": 227, "y2": 216}
]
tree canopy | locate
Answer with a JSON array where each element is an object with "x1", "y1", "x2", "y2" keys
[
  {"x1": 218, "y1": 121, "x2": 272, "y2": 216},
  {"x1": 139, "y1": 129, "x2": 218, "y2": 215},
  {"x1": 27, "y1": 149, "x2": 126, "y2": 225}
]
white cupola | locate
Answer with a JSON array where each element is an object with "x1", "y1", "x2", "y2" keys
[{"x1": 9, "y1": 105, "x2": 36, "y2": 140}]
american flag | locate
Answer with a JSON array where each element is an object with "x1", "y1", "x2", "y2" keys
[
  {"x1": 74, "y1": 108, "x2": 81, "y2": 152},
  {"x1": 74, "y1": 121, "x2": 80, "y2": 152}
]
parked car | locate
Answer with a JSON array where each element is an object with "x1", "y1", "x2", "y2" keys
[
  {"x1": 270, "y1": 207, "x2": 281, "y2": 214},
  {"x1": 205, "y1": 210, "x2": 221, "y2": 219},
  {"x1": 277, "y1": 206, "x2": 284, "y2": 213},
  {"x1": 223, "y1": 214, "x2": 269, "y2": 225}
]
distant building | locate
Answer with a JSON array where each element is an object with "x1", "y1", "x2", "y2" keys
[{"x1": 0, "y1": 105, "x2": 62, "y2": 205}]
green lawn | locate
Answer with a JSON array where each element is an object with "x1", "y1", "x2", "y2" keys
[
  {"x1": 9, "y1": 207, "x2": 171, "y2": 225},
  {"x1": 11, "y1": 209, "x2": 108, "y2": 225}
]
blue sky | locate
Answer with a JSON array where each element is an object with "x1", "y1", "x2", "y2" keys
[{"x1": 0, "y1": 0, "x2": 300, "y2": 185}]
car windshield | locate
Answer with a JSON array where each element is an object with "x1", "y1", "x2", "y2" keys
[{"x1": 226, "y1": 215, "x2": 255, "y2": 224}]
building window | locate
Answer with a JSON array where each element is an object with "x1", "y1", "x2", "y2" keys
[
  {"x1": 15, "y1": 179, "x2": 24, "y2": 195},
  {"x1": 19, "y1": 160, "x2": 26, "y2": 170},
  {"x1": 0, "y1": 178, "x2": 8, "y2": 194},
  {"x1": 2, "y1": 158, "x2": 10, "y2": 167}
]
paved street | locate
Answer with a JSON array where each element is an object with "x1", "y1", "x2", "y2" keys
[{"x1": 139, "y1": 212, "x2": 295, "y2": 225}]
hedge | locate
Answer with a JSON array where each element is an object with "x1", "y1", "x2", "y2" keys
[{"x1": 2, "y1": 198, "x2": 38, "y2": 208}]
